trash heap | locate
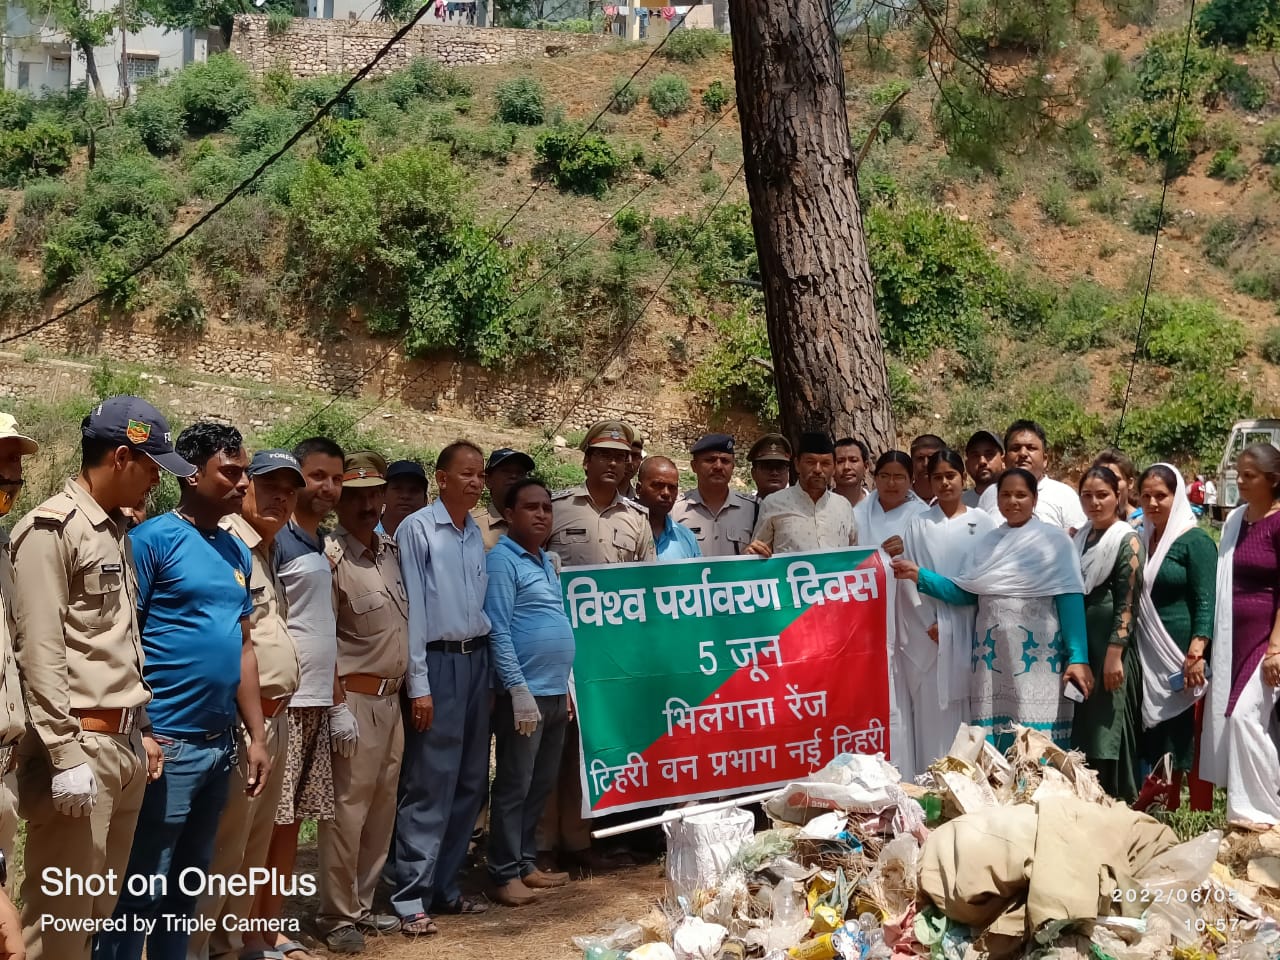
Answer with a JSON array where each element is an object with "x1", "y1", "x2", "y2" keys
[{"x1": 573, "y1": 725, "x2": 1280, "y2": 960}]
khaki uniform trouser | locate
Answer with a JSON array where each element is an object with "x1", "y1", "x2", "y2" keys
[
  {"x1": 535, "y1": 717, "x2": 591, "y2": 854},
  {"x1": 188, "y1": 711, "x2": 290, "y2": 960},
  {"x1": 317, "y1": 692, "x2": 403, "y2": 933},
  {"x1": 18, "y1": 729, "x2": 146, "y2": 960}
]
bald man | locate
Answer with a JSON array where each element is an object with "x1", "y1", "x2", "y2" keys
[{"x1": 635, "y1": 457, "x2": 699, "y2": 562}]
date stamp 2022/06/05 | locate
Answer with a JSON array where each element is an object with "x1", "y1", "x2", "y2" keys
[{"x1": 1111, "y1": 885, "x2": 1245, "y2": 937}]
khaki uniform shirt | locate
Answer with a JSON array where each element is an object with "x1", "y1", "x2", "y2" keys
[
  {"x1": 669, "y1": 488, "x2": 757, "y2": 557},
  {"x1": 548, "y1": 486, "x2": 656, "y2": 567},
  {"x1": 751, "y1": 484, "x2": 858, "y2": 554},
  {"x1": 472, "y1": 502, "x2": 507, "y2": 552},
  {"x1": 326, "y1": 527, "x2": 409, "y2": 680},
  {"x1": 221, "y1": 514, "x2": 300, "y2": 702},
  {"x1": 0, "y1": 534, "x2": 27, "y2": 746},
  {"x1": 10, "y1": 479, "x2": 150, "y2": 770}
]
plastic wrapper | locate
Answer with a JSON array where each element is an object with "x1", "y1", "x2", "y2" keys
[
  {"x1": 629, "y1": 945, "x2": 678, "y2": 960},
  {"x1": 575, "y1": 922, "x2": 646, "y2": 954},
  {"x1": 766, "y1": 755, "x2": 903, "y2": 825},
  {"x1": 1132, "y1": 831, "x2": 1222, "y2": 945},
  {"x1": 867, "y1": 835, "x2": 920, "y2": 919},
  {"x1": 673, "y1": 918, "x2": 728, "y2": 960},
  {"x1": 665, "y1": 808, "x2": 756, "y2": 903}
]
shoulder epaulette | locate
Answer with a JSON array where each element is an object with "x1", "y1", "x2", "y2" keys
[
  {"x1": 323, "y1": 536, "x2": 344, "y2": 567},
  {"x1": 551, "y1": 488, "x2": 575, "y2": 501},
  {"x1": 627, "y1": 500, "x2": 650, "y2": 516},
  {"x1": 31, "y1": 500, "x2": 74, "y2": 527}
]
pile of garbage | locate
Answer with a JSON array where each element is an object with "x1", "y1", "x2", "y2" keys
[{"x1": 573, "y1": 725, "x2": 1280, "y2": 960}]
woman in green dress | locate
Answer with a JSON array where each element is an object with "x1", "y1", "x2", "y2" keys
[
  {"x1": 1072, "y1": 466, "x2": 1144, "y2": 801},
  {"x1": 1137, "y1": 463, "x2": 1217, "y2": 810}
]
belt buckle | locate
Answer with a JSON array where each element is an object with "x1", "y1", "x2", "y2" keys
[
  {"x1": 119, "y1": 708, "x2": 137, "y2": 736},
  {"x1": 377, "y1": 677, "x2": 392, "y2": 696}
]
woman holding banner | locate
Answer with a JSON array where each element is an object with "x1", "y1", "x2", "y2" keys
[
  {"x1": 892, "y1": 468, "x2": 1093, "y2": 751},
  {"x1": 894, "y1": 449, "x2": 997, "y2": 778},
  {"x1": 854, "y1": 450, "x2": 927, "y2": 556}
]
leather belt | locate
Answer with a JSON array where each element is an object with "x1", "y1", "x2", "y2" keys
[
  {"x1": 74, "y1": 707, "x2": 139, "y2": 735},
  {"x1": 342, "y1": 673, "x2": 404, "y2": 696},
  {"x1": 261, "y1": 697, "x2": 287, "y2": 719},
  {"x1": 425, "y1": 636, "x2": 488, "y2": 655}
]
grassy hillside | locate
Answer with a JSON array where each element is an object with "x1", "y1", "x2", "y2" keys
[{"x1": 2, "y1": 0, "x2": 1280, "y2": 469}]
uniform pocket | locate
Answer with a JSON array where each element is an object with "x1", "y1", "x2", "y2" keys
[
  {"x1": 611, "y1": 526, "x2": 637, "y2": 556},
  {"x1": 81, "y1": 570, "x2": 123, "y2": 627}
]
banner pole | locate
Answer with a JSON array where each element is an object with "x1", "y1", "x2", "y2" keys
[{"x1": 590, "y1": 788, "x2": 780, "y2": 839}]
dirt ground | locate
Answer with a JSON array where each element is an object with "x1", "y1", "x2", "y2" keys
[{"x1": 283, "y1": 844, "x2": 666, "y2": 959}]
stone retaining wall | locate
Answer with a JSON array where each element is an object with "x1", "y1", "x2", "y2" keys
[{"x1": 229, "y1": 14, "x2": 615, "y2": 76}]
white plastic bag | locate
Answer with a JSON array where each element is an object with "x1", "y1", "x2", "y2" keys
[
  {"x1": 765, "y1": 754, "x2": 902, "y2": 825},
  {"x1": 673, "y1": 917, "x2": 728, "y2": 960},
  {"x1": 665, "y1": 807, "x2": 755, "y2": 902},
  {"x1": 1132, "y1": 830, "x2": 1222, "y2": 944}
]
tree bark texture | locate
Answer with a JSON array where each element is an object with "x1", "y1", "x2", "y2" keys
[{"x1": 727, "y1": 0, "x2": 895, "y2": 452}]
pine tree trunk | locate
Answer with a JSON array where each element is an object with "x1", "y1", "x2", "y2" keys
[{"x1": 726, "y1": 0, "x2": 895, "y2": 452}]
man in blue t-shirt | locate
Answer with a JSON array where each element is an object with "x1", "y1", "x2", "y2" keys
[{"x1": 97, "y1": 422, "x2": 270, "y2": 960}]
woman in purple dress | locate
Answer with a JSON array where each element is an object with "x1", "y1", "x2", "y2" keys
[{"x1": 1203, "y1": 443, "x2": 1280, "y2": 831}]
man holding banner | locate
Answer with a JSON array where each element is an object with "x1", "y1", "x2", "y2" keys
[{"x1": 747, "y1": 433, "x2": 858, "y2": 557}]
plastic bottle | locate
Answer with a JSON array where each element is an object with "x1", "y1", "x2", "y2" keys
[{"x1": 859, "y1": 913, "x2": 890, "y2": 960}]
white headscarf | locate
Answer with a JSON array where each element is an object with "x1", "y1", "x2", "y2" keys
[
  {"x1": 1137, "y1": 463, "x2": 1204, "y2": 729},
  {"x1": 1200, "y1": 505, "x2": 1244, "y2": 785},
  {"x1": 854, "y1": 489, "x2": 928, "y2": 547},
  {"x1": 1074, "y1": 518, "x2": 1136, "y2": 594},
  {"x1": 951, "y1": 517, "x2": 1084, "y2": 598}
]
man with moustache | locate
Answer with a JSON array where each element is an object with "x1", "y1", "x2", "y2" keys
[
  {"x1": 834, "y1": 438, "x2": 870, "y2": 509},
  {"x1": 99, "y1": 422, "x2": 270, "y2": 960},
  {"x1": 379, "y1": 460, "x2": 430, "y2": 539},
  {"x1": 638, "y1": 457, "x2": 700, "y2": 561},
  {"x1": 616, "y1": 435, "x2": 643, "y2": 500},
  {"x1": 10, "y1": 397, "x2": 186, "y2": 960},
  {"x1": 747, "y1": 434, "x2": 792, "y2": 508},
  {"x1": 670, "y1": 434, "x2": 754, "y2": 557},
  {"x1": 977, "y1": 420, "x2": 1085, "y2": 531},
  {"x1": 393, "y1": 441, "x2": 493, "y2": 932},
  {"x1": 746, "y1": 432, "x2": 857, "y2": 557},
  {"x1": 961, "y1": 430, "x2": 1004, "y2": 509},
  {"x1": 193, "y1": 450, "x2": 304, "y2": 960},
  {"x1": 473, "y1": 448, "x2": 535, "y2": 551},
  {"x1": 320, "y1": 452, "x2": 408, "y2": 952}
]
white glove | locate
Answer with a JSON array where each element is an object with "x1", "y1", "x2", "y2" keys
[
  {"x1": 510, "y1": 685, "x2": 541, "y2": 737},
  {"x1": 328, "y1": 703, "x2": 359, "y2": 758},
  {"x1": 51, "y1": 762, "x2": 98, "y2": 817}
]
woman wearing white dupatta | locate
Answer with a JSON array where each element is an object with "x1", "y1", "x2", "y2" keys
[
  {"x1": 1071, "y1": 466, "x2": 1144, "y2": 802},
  {"x1": 1201, "y1": 444, "x2": 1280, "y2": 831},
  {"x1": 1136, "y1": 464, "x2": 1216, "y2": 810},
  {"x1": 893, "y1": 468, "x2": 1093, "y2": 752},
  {"x1": 854, "y1": 451, "x2": 927, "y2": 554},
  {"x1": 894, "y1": 450, "x2": 996, "y2": 779}
]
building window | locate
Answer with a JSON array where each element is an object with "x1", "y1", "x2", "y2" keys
[
  {"x1": 17, "y1": 63, "x2": 32, "y2": 90},
  {"x1": 125, "y1": 54, "x2": 160, "y2": 84}
]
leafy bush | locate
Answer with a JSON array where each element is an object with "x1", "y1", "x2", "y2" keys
[
  {"x1": 609, "y1": 78, "x2": 641, "y2": 115},
  {"x1": 379, "y1": 58, "x2": 471, "y2": 108},
  {"x1": 701, "y1": 80, "x2": 730, "y2": 115},
  {"x1": 1017, "y1": 385, "x2": 1106, "y2": 461},
  {"x1": 0, "y1": 120, "x2": 74, "y2": 187},
  {"x1": 1201, "y1": 215, "x2": 1255, "y2": 266},
  {"x1": 229, "y1": 105, "x2": 302, "y2": 155},
  {"x1": 1262, "y1": 325, "x2": 1280, "y2": 365},
  {"x1": 0, "y1": 91, "x2": 34, "y2": 133},
  {"x1": 123, "y1": 86, "x2": 185, "y2": 156},
  {"x1": 1065, "y1": 148, "x2": 1105, "y2": 190},
  {"x1": 648, "y1": 74, "x2": 692, "y2": 118},
  {"x1": 1234, "y1": 257, "x2": 1280, "y2": 300},
  {"x1": 653, "y1": 201, "x2": 757, "y2": 293},
  {"x1": 314, "y1": 117, "x2": 369, "y2": 170},
  {"x1": 1197, "y1": 0, "x2": 1276, "y2": 46},
  {"x1": 689, "y1": 305, "x2": 778, "y2": 420},
  {"x1": 170, "y1": 54, "x2": 256, "y2": 134},
  {"x1": 955, "y1": 0, "x2": 1072, "y2": 52},
  {"x1": 1260, "y1": 121, "x2": 1280, "y2": 165},
  {"x1": 1038, "y1": 178, "x2": 1079, "y2": 226},
  {"x1": 1208, "y1": 147, "x2": 1248, "y2": 182},
  {"x1": 1129, "y1": 196, "x2": 1167, "y2": 234},
  {"x1": 289, "y1": 75, "x2": 358, "y2": 117},
  {"x1": 1123, "y1": 373, "x2": 1254, "y2": 461},
  {"x1": 11, "y1": 178, "x2": 77, "y2": 252},
  {"x1": 1117, "y1": 294, "x2": 1246, "y2": 370},
  {"x1": 1046, "y1": 279, "x2": 1119, "y2": 350},
  {"x1": 932, "y1": 72, "x2": 1053, "y2": 171},
  {"x1": 1088, "y1": 179, "x2": 1126, "y2": 216},
  {"x1": 0, "y1": 255, "x2": 36, "y2": 319},
  {"x1": 887, "y1": 360, "x2": 924, "y2": 420},
  {"x1": 535, "y1": 128, "x2": 625, "y2": 196},
  {"x1": 661, "y1": 28, "x2": 729, "y2": 63},
  {"x1": 155, "y1": 275, "x2": 207, "y2": 332},
  {"x1": 441, "y1": 123, "x2": 518, "y2": 164},
  {"x1": 495, "y1": 77, "x2": 546, "y2": 125}
]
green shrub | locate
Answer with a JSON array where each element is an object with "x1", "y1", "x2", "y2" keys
[
  {"x1": 495, "y1": 77, "x2": 546, "y2": 125},
  {"x1": 1037, "y1": 178, "x2": 1079, "y2": 226},
  {"x1": 0, "y1": 91, "x2": 34, "y2": 133},
  {"x1": 661, "y1": 28, "x2": 730, "y2": 63},
  {"x1": 1088, "y1": 179, "x2": 1126, "y2": 216},
  {"x1": 932, "y1": 72, "x2": 1052, "y2": 172},
  {"x1": 1129, "y1": 196, "x2": 1168, "y2": 235},
  {"x1": 1122, "y1": 373, "x2": 1254, "y2": 461},
  {"x1": 689, "y1": 305, "x2": 778, "y2": 421},
  {"x1": 289, "y1": 75, "x2": 358, "y2": 117},
  {"x1": 187, "y1": 143, "x2": 243, "y2": 200},
  {"x1": 648, "y1": 74, "x2": 692, "y2": 118},
  {"x1": 1262, "y1": 121, "x2": 1280, "y2": 164},
  {"x1": 1234, "y1": 257, "x2": 1280, "y2": 300},
  {"x1": 1119, "y1": 294, "x2": 1247, "y2": 370},
  {"x1": 1046, "y1": 279, "x2": 1119, "y2": 350},
  {"x1": 1262, "y1": 325, "x2": 1280, "y2": 364},
  {"x1": 12, "y1": 178, "x2": 77, "y2": 252},
  {"x1": 1206, "y1": 116, "x2": 1242, "y2": 152},
  {"x1": 887, "y1": 360, "x2": 924, "y2": 420},
  {"x1": 1201, "y1": 215, "x2": 1253, "y2": 267},
  {"x1": 1208, "y1": 147, "x2": 1248, "y2": 182},
  {"x1": 1065, "y1": 148, "x2": 1105, "y2": 190},
  {"x1": 609, "y1": 78, "x2": 641, "y2": 114},
  {"x1": 443, "y1": 123, "x2": 518, "y2": 164},
  {"x1": 1219, "y1": 63, "x2": 1268, "y2": 111},
  {"x1": 535, "y1": 128, "x2": 625, "y2": 196},
  {"x1": 955, "y1": 0, "x2": 1072, "y2": 52},
  {"x1": 155, "y1": 275, "x2": 207, "y2": 332},
  {"x1": 653, "y1": 201, "x2": 757, "y2": 293},
  {"x1": 314, "y1": 117, "x2": 369, "y2": 170},
  {"x1": 123, "y1": 86, "x2": 185, "y2": 156},
  {"x1": 1197, "y1": 0, "x2": 1275, "y2": 46},
  {"x1": 0, "y1": 120, "x2": 74, "y2": 187},
  {"x1": 1017, "y1": 385, "x2": 1106, "y2": 461},
  {"x1": 0, "y1": 255, "x2": 36, "y2": 318},
  {"x1": 170, "y1": 54, "x2": 256, "y2": 134},
  {"x1": 701, "y1": 80, "x2": 730, "y2": 115},
  {"x1": 229, "y1": 105, "x2": 302, "y2": 155}
]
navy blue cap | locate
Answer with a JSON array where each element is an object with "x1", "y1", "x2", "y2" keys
[
  {"x1": 83, "y1": 396, "x2": 194, "y2": 477},
  {"x1": 248, "y1": 449, "x2": 304, "y2": 486},
  {"x1": 386, "y1": 460, "x2": 429, "y2": 484},
  {"x1": 486, "y1": 448, "x2": 535, "y2": 474},
  {"x1": 691, "y1": 433, "x2": 735, "y2": 456}
]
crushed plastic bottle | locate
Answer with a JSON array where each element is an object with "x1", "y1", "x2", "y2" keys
[{"x1": 584, "y1": 949, "x2": 626, "y2": 960}]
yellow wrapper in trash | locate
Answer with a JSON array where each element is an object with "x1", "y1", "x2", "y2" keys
[
  {"x1": 810, "y1": 906, "x2": 841, "y2": 934},
  {"x1": 787, "y1": 934, "x2": 837, "y2": 960},
  {"x1": 807, "y1": 875, "x2": 835, "y2": 913}
]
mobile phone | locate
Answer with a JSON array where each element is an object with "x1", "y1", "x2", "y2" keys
[
  {"x1": 1064, "y1": 681, "x2": 1085, "y2": 703},
  {"x1": 1168, "y1": 665, "x2": 1212, "y2": 692}
]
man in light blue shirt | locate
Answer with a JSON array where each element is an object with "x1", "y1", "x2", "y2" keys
[
  {"x1": 392, "y1": 440, "x2": 492, "y2": 932},
  {"x1": 637, "y1": 456, "x2": 701, "y2": 561},
  {"x1": 483, "y1": 478, "x2": 575, "y2": 907}
]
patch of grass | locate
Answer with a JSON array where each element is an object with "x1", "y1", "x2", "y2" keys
[
  {"x1": 701, "y1": 80, "x2": 730, "y2": 115},
  {"x1": 1207, "y1": 147, "x2": 1248, "y2": 183},
  {"x1": 1088, "y1": 179, "x2": 1126, "y2": 217},
  {"x1": 1263, "y1": 121, "x2": 1280, "y2": 165},
  {"x1": 1262, "y1": 325, "x2": 1280, "y2": 365},
  {"x1": 1129, "y1": 196, "x2": 1169, "y2": 235},
  {"x1": 1064, "y1": 148, "x2": 1105, "y2": 190},
  {"x1": 1037, "y1": 178, "x2": 1079, "y2": 226}
]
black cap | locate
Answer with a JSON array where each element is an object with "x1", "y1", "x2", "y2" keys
[
  {"x1": 386, "y1": 460, "x2": 429, "y2": 485},
  {"x1": 965, "y1": 429, "x2": 1004, "y2": 454},
  {"x1": 691, "y1": 433, "x2": 735, "y2": 456},
  {"x1": 248, "y1": 449, "x2": 305, "y2": 487},
  {"x1": 797, "y1": 432, "x2": 835, "y2": 456},
  {"x1": 83, "y1": 396, "x2": 195, "y2": 477},
  {"x1": 486, "y1": 448, "x2": 536, "y2": 474}
]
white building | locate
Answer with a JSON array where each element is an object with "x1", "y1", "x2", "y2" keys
[{"x1": 2, "y1": 1, "x2": 207, "y2": 99}]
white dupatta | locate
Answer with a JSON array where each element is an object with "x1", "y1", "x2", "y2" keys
[
  {"x1": 1073, "y1": 519, "x2": 1134, "y2": 594},
  {"x1": 854, "y1": 490, "x2": 928, "y2": 547},
  {"x1": 1137, "y1": 464, "x2": 1205, "y2": 730},
  {"x1": 950, "y1": 517, "x2": 1084, "y2": 599},
  {"x1": 1200, "y1": 505, "x2": 1244, "y2": 785}
]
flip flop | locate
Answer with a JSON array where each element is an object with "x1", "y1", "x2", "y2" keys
[
  {"x1": 401, "y1": 913, "x2": 439, "y2": 936},
  {"x1": 272, "y1": 941, "x2": 319, "y2": 960},
  {"x1": 432, "y1": 896, "x2": 489, "y2": 915}
]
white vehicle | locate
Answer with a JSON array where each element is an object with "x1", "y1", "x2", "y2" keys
[{"x1": 1214, "y1": 419, "x2": 1280, "y2": 519}]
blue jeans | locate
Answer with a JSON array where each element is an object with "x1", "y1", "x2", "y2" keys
[{"x1": 92, "y1": 729, "x2": 234, "y2": 960}]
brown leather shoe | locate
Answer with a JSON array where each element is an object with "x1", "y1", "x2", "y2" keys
[
  {"x1": 490, "y1": 877, "x2": 537, "y2": 907},
  {"x1": 521, "y1": 868, "x2": 570, "y2": 888}
]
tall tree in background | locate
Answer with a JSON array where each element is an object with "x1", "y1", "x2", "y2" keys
[
  {"x1": 21, "y1": 0, "x2": 119, "y2": 96},
  {"x1": 726, "y1": 0, "x2": 895, "y2": 451}
]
